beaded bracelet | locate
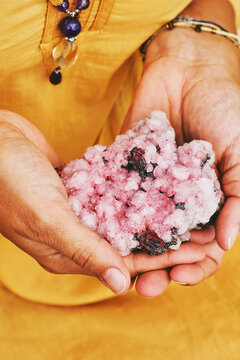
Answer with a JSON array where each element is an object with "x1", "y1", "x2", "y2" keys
[{"x1": 140, "y1": 16, "x2": 240, "y2": 55}]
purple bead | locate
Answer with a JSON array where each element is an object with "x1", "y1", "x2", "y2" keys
[
  {"x1": 60, "y1": 16, "x2": 81, "y2": 38},
  {"x1": 56, "y1": 0, "x2": 69, "y2": 12},
  {"x1": 76, "y1": 0, "x2": 90, "y2": 10}
]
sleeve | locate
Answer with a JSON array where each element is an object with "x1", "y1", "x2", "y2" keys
[{"x1": 228, "y1": 0, "x2": 240, "y2": 28}]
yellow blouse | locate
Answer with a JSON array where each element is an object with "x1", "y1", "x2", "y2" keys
[
  {"x1": 0, "y1": 0, "x2": 239, "y2": 302},
  {"x1": 0, "y1": 1, "x2": 240, "y2": 358},
  {"x1": 0, "y1": 0, "x2": 197, "y2": 305}
]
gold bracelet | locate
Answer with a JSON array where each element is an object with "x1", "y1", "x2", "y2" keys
[{"x1": 140, "y1": 16, "x2": 240, "y2": 55}]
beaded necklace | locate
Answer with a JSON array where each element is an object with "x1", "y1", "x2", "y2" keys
[{"x1": 49, "y1": 0, "x2": 90, "y2": 85}]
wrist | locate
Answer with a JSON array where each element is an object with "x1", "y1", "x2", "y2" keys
[{"x1": 145, "y1": 27, "x2": 240, "y2": 79}]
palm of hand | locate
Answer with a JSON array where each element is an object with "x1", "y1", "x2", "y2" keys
[
  {"x1": 122, "y1": 46, "x2": 240, "y2": 296},
  {"x1": 181, "y1": 70, "x2": 240, "y2": 255}
]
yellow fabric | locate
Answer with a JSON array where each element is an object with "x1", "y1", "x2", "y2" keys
[
  {"x1": 0, "y1": 235, "x2": 240, "y2": 359},
  {"x1": 229, "y1": 0, "x2": 240, "y2": 26},
  {"x1": 0, "y1": 0, "x2": 240, "y2": 358}
]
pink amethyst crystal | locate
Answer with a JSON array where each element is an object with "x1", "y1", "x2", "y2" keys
[{"x1": 60, "y1": 111, "x2": 223, "y2": 256}]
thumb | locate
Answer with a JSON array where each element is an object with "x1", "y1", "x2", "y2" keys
[
  {"x1": 216, "y1": 197, "x2": 240, "y2": 251},
  {"x1": 47, "y1": 208, "x2": 131, "y2": 294},
  {"x1": 216, "y1": 138, "x2": 240, "y2": 250}
]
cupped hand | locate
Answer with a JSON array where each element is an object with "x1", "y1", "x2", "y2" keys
[
  {"x1": 0, "y1": 110, "x2": 131, "y2": 295},
  {"x1": 0, "y1": 110, "x2": 205, "y2": 297},
  {"x1": 122, "y1": 28, "x2": 240, "y2": 295}
]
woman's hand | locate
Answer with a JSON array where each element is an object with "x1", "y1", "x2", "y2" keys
[
  {"x1": 122, "y1": 27, "x2": 240, "y2": 295},
  {"x1": 0, "y1": 110, "x2": 205, "y2": 296},
  {"x1": 0, "y1": 110, "x2": 133, "y2": 294}
]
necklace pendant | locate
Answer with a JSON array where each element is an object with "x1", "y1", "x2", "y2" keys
[
  {"x1": 52, "y1": 38, "x2": 79, "y2": 68},
  {"x1": 49, "y1": 0, "x2": 90, "y2": 84}
]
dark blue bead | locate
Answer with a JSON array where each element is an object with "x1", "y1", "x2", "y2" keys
[
  {"x1": 49, "y1": 67, "x2": 62, "y2": 85},
  {"x1": 76, "y1": 0, "x2": 90, "y2": 10},
  {"x1": 60, "y1": 17, "x2": 81, "y2": 38},
  {"x1": 56, "y1": 0, "x2": 69, "y2": 12}
]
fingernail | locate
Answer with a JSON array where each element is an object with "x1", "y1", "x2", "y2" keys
[
  {"x1": 174, "y1": 281, "x2": 189, "y2": 286},
  {"x1": 228, "y1": 225, "x2": 239, "y2": 250},
  {"x1": 102, "y1": 268, "x2": 127, "y2": 294}
]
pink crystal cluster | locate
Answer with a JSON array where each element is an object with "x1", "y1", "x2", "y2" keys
[{"x1": 60, "y1": 111, "x2": 223, "y2": 256}]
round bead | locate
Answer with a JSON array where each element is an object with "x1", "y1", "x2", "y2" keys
[
  {"x1": 50, "y1": 0, "x2": 64, "y2": 5},
  {"x1": 194, "y1": 25, "x2": 202, "y2": 32},
  {"x1": 60, "y1": 17, "x2": 81, "y2": 38},
  {"x1": 56, "y1": 0, "x2": 69, "y2": 12},
  {"x1": 75, "y1": 0, "x2": 90, "y2": 10},
  {"x1": 49, "y1": 67, "x2": 62, "y2": 85}
]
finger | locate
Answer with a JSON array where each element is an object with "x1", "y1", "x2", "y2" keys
[
  {"x1": 42, "y1": 211, "x2": 131, "y2": 295},
  {"x1": 216, "y1": 197, "x2": 240, "y2": 250},
  {"x1": 190, "y1": 225, "x2": 216, "y2": 245},
  {"x1": 24, "y1": 221, "x2": 131, "y2": 295},
  {"x1": 39, "y1": 254, "x2": 137, "y2": 287},
  {"x1": 9, "y1": 234, "x2": 84, "y2": 275},
  {"x1": 170, "y1": 241, "x2": 224, "y2": 285},
  {"x1": 135, "y1": 270, "x2": 170, "y2": 298},
  {"x1": 15, "y1": 228, "x2": 132, "y2": 296},
  {"x1": 39, "y1": 259, "x2": 82, "y2": 275},
  {"x1": 36, "y1": 252, "x2": 89, "y2": 275},
  {"x1": 13, "y1": 221, "x2": 132, "y2": 294},
  {"x1": 217, "y1": 141, "x2": 240, "y2": 250},
  {"x1": 123, "y1": 241, "x2": 205, "y2": 277}
]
